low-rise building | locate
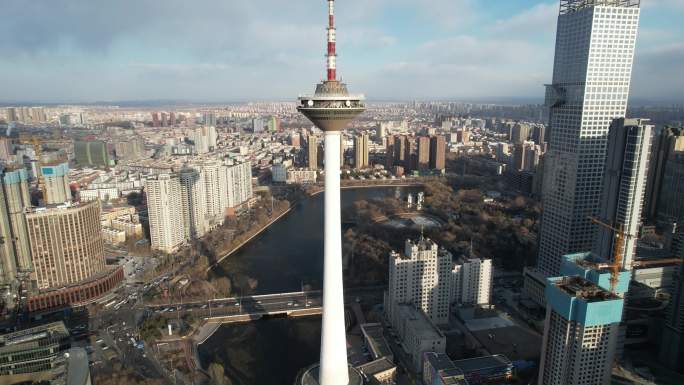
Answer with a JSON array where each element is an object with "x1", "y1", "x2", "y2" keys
[
  {"x1": 287, "y1": 169, "x2": 318, "y2": 184},
  {"x1": 102, "y1": 227, "x2": 126, "y2": 244},
  {"x1": 422, "y1": 352, "x2": 469, "y2": 385},
  {"x1": 360, "y1": 323, "x2": 393, "y2": 362},
  {"x1": 452, "y1": 355, "x2": 513, "y2": 384},
  {"x1": 356, "y1": 357, "x2": 396, "y2": 385},
  {"x1": 395, "y1": 304, "x2": 446, "y2": 373}
]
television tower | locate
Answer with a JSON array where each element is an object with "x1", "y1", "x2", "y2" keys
[{"x1": 296, "y1": 1, "x2": 365, "y2": 385}]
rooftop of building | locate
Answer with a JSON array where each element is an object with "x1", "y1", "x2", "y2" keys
[
  {"x1": 560, "y1": 0, "x2": 640, "y2": 15},
  {"x1": 452, "y1": 354, "x2": 512, "y2": 372},
  {"x1": 0, "y1": 322, "x2": 69, "y2": 353},
  {"x1": 423, "y1": 353, "x2": 469, "y2": 385},
  {"x1": 360, "y1": 323, "x2": 393, "y2": 359},
  {"x1": 552, "y1": 276, "x2": 620, "y2": 302},
  {"x1": 356, "y1": 357, "x2": 395, "y2": 376},
  {"x1": 27, "y1": 199, "x2": 99, "y2": 214},
  {"x1": 397, "y1": 304, "x2": 445, "y2": 340}
]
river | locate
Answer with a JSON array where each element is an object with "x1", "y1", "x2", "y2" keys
[{"x1": 199, "y1": 186, "x2": 420, "y2": 385}]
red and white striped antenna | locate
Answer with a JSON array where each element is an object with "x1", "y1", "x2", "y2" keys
[{"x1": 326, "y1": 0, "x2": 336, "y2": 81}]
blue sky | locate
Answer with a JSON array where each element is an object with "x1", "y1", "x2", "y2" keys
[{"x1": 1, "y1": 0, "x2": 682, "y2": 103}]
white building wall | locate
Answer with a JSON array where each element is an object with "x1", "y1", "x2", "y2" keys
[{"x1": 145, "y1": 174, "x2": 185, "y2": 253}]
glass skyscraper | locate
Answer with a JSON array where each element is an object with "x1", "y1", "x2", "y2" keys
[{"x1": 525, "y1": 1, "x2": 641, "y2": 305}]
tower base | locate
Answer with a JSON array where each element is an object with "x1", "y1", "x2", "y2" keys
[{"x1": 295, "y1": 363, "x2": 364, "y2": 385}]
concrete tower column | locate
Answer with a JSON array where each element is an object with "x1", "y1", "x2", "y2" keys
[{"x1": 319, "y1": 130, "x2": 348, "y2": 385}]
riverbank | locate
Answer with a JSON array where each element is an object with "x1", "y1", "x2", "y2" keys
[{"x1": 205, "y1": 205, "x2": 294, "y2": 272}]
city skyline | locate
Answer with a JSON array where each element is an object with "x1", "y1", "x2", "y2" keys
[{"x1": 1, "y1": 0, "x2": 682, "y2": 103}]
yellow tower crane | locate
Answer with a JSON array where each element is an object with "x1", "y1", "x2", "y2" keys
[{"x1": 589, "y1": 217, "x2": 633, "y2": 294}]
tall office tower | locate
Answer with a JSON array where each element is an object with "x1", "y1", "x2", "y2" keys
[
  {"x1": 296, "y1": 1, "x2": 366, "y2": 383},
  {"x1": 1, "y1": 168, "x2": 32, "y2": 272},
  {"x1": 179, "y1": 167, "x2": 208, "y2": 239},
  {"x1": 527, "y1": 0, "x2": 641, "y2": 301},
  {"x1": 74, "y1": 140, "x2": 110, "y2": 167},
  {"x1": 26, "y1": 200, "x2": 105, "y2": 290},
  {"x1": 644, "y1": 127, "x2": 684, "y2": 221},
  {"x1": 394, "y1": 136, "x2": 407, "y2": 165},
  {"x1": 353, "y1": 133, "x2": 369, "y2": 170},
  {"x1": 451, "y1": 256, "x2": 493, "y2": 306},
  {"x1": 224, "y1": 159, "x2": 253, "y2": 209},
  {"x1": 40, "y1": 162, "x2": 71, "y2": 205},
  {"x1": 654, "y1": 130, "x2": 684, "y2": 224},
  {"x1": 592, "y1": 118, "x2": 652, "y2": 270},
  {"x1": 429, "y1": 135, "x2": 446, "y2": 171},
  {"x1": 417, "y1": 136, "x2": 430, "y2": 171},
  {"x1": 169, "y1": 112, "x2": 176, "y2": 127},
  {"x1": 161, "y1": 112, "x2": 168, "y2": 127},
  {"x1": 145, "y1": 174, "x2": 185, "y2": 253},
  {"x1": 307, "y1": 135, "x2": 319, "y2": 171},
  {"x1": 151, "y1": 112, "x2": 160, "y2": 127},
  {"x1": 385, "y1": 238, "x2": 452, "y2": 326},
  {"x1": 660, "y1": 263, "x2": 684, "y2": 371},
  {"x1": 538, "y1": 276, "x2": 624, "y2": 385}
]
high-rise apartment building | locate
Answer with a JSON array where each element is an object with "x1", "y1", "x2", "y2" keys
[
  {"x1": 1, "y1": 168, "x2": 31, "y2": 273},
  {"x1": 189, "y1": 126, "x2": 218, "y2": 154},
  {"x1": 429, "y1": 135, "x2": 446, "y2": 171},
  {"x1": 592, "y1": 118, "x2": 652, "y2": 270},
  {"x1": 180, "y1": 167, "x2": 208, "y2": 239},
  {"x1": 145, "y1": 174, "x2": 185, "y2": 253},
  {"x1": 385, "y1": 238, "x2": 452, "y2": 326},
  {"x1": 26, "y1": 201, "x2": 105, "y2": 290},
  {"x1": 201, "y1": 160, "x2": 226, "y2": 222},
  {"x1": 354, "y1": 133, "x2": 369, "y2": 170},
  {"x1": 644, "y1": 126, "x2": 684, "y2": 221},
  {"x1": 40, "y1": 162, "x2": 71, "y2": 205},
  {"x1": 394, "y1": 136, "x2": 407, "y2": 166},
  {"x1": 451, "y1": 256, "x2": 492, "y2": 305},
  {"x1": 526, "y1": 0, "x2": 641, "y2": 303},
  {"x1": 307, "y1": 135, "x2": 319, "y2": 171},
  {"x1": 538, "y1": 276, "x2": 624, "y2": 385},
  {"x1": 151, "y1": 112, "x2": 160, "y2": 127},
  {"x1": 74, "y1": 140, "x2": 110, "y2": 167},
  {"x1": 224, "y1": 159, "x2": 253, "y2": 209},
  {"x1": 417, "y1": 136, "x2": 430, "y2": 171}
]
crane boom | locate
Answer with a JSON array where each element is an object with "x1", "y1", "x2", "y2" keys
[{"x1": 589, "y1": 217, "x2": 632, "y2": 294}]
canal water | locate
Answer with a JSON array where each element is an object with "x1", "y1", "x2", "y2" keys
[{"x1": 199, "y1": 187, "x2": 419, "y2": 385}]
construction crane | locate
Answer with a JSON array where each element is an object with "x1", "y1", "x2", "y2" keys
[{"x1": 589, "y1": 217, "x2": 634, "y2": 294}]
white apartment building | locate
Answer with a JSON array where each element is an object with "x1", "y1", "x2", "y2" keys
[
  {"x1": 225, "y1": 159, "x2": 253, "y2": 209},
  {"x1": 180, "y1": 167, "x2": 208, "y2": 239},
  {"x1": 385, "y1": 237, "x2": 452, "y2": 326},
  {"x1": 145, "y1": 174, "x2": 185, "y2": 253},
  {"x1": 526, "y1": 0, "x2": 641, "y2": 305},
  {"x1": 451, "y1": 257, "x2": 492, "y2": 306},
  {"x1": 287, "y1": 169, "x2": 317, "y2": 184}
]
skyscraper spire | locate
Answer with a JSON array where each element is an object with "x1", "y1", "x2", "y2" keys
[{"x1": 326, "y1": 0, "x2": 336, "y2": 81}]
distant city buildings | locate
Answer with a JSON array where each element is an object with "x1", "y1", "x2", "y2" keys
[{"x1": 354, "y1": 133, "x2": 369, "y2": 170}]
